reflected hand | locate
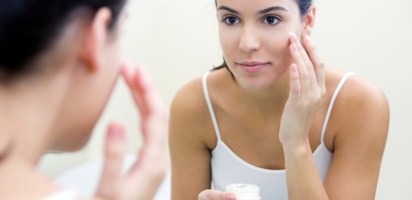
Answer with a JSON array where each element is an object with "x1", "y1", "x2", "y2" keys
[
  {"x1": 279, "y1": 32, "x2": 326, "y2": 149},
  {"x1": 198, "y1": 189, "x2": 236, "y2": 200},
  {"x1": 95, "y1": 63, "x2": 167, "y2": 200}
]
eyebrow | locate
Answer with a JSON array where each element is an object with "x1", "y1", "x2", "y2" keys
[
  {"x1": 217, "y1": 5, "x2": 288, "y2": 15},
  {"x1": 258, "y1": 6, "x2": 288, "y2": 14},
  {"x1": 217, "y1": 6, "x2": 239, "y2": 14}
]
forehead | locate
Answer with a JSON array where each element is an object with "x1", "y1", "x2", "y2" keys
[{"x1": 216, "y1": 0, "x2": 299, "y2": 13}]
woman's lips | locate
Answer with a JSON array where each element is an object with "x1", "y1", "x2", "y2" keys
[{"x1": 236, "y1": 62, "x2": 270, "y2": 73}]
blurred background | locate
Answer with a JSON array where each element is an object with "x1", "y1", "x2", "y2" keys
[{"x1": 38, "y1": 0, "x2": 412, "y2": 199}]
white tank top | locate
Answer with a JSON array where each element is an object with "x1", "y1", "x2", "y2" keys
[{"x1": 202, "y1": 71, "x2": 353, "y2": 200}]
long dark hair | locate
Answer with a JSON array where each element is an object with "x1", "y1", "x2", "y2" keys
[{"x1": 0, "y1": 0, "x2": 127, "y2": 83}]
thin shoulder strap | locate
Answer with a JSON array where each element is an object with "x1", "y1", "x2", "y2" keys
[
  {"x1": 321, "y1": 72, "x2": 354, "y2": 145},
  {"x1": 202, "y1": 71, "x2": 222, "y2": 141}
]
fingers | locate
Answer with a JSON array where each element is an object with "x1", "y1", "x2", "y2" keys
[
  {"x1": 128, "y1": 119, "x2": 166, "y2": 177},
  {"x1": 131, "y1": 65, "x2": 166, "y2": 149},
  {"x1": 96, "y1": 122, "x2": 126, "y2": 198},
  {"x1": 289, "y1": 32, "x2": 325, "y2": 97},
  {"x1": 288, "y1": 64, "x2": 300, "y2": 101},
  {"x1": 121, "y1": 63, "x2": 147, "y2": 116},
  {"x1": 120, "y1": 62, "x2": 135, "y2": 89},
  {"x1": 289, "y1": 32, "x2": 314, "y2": 74},
  {"x1": 303, "y1": 35, "x2": 326, "y2": 92},
  {"x1": 121, "y1": 62, "x2": 166, "y2": 144},
  {"x1": 289, "y1": 32, "x2": 310, "y2": 96},
  {"x1": 120, "y1": 62, "x2": 167, "y2": 188},
  {"x1": 198, "y1": 190, "x2": 236, "y2": 200},
  {"x1": 121, "y1": 63, "x2": 165, "y2": 117},
  {"x1": 135, "y1": 66, "x2": 165, "y2": 118}
]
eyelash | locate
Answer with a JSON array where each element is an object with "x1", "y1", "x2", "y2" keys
[
  {"x1": 221, "y1": 15, "x2": 282, "y2": 26},
  {"x1": 262, "y1": 15, "x2": 281, "y2": 25},
  {"x1": 222, "y1": 16, "x2": 240, "y2": 25}
]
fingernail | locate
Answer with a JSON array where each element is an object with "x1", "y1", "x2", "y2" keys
[
  {"x1": 122, "y1": 64, "x2": 132, "y2": 75},
  {"x1": 121, "y1": 60, "x2": 134, "y2": 75},
  {"x1": 225, "y1": 194, "x2": 236, "y2": 200},
  {"x1": 289, "y1": 31, "x2": 297, "y2": 41},
  {"x1": 108, "y1": 123, "x2": 125, "y2": 140}
]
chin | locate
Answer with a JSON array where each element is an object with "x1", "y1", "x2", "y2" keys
[
  {"x1": 53, "y1": 138, "x2": 90, "y2": 152},
  {"x1": 67, "y1": 136, "x2": 91, "y2": 152},
  {"x1": 50, "y1": 126, "x2": 94, "y2": 152},
  {"x1": 235, "y1": 73, "x2": 279, "y2": 90},
  {"x1": 241, "y1": 82, "x2": 274, "y2": 91}
]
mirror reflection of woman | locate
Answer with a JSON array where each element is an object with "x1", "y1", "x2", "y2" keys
[
  {"x1": 169, "y1": 0, "x2": 389, "y2": 199},
  {"x1": 0, "y1": 0, "x2": 167, "y2": 199}
]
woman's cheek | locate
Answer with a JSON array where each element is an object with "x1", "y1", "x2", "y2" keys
[
  {"x1": 267, "y1": 33, "x2": 291, "y2": 61},
  {"x1": 222, "y1": 40, "x2": 239, "y2": 65}
]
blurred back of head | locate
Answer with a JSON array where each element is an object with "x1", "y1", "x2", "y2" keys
[{"x1": 0, "y1": 0, "x2": 126, "y2": 84}]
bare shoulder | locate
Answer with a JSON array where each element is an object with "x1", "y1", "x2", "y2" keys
[
  {"x1": 326, "y1": 68, "x2": 389, "y2": 150},
  {"x1": 169, "y1": 71, "x2": 221, "y2": 199},
  {"x1": 330, "y1": 68, "x2": 389, "y2": 123},
  {"x1": 323, "y1": 68, "x2": 390, "y2": 198},
  {"x1": 169, "y1": 71, "x2": 218, "y2": 149},
  {"x1": 170, "y1": 74, "x2": 207, "y2": 119}
]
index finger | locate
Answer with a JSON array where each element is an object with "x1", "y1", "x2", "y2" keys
[
  {"x1": 121, "y1": 63, "x2": 164, "y2": 117},
  {"x1": 302, "y1": 35, "x2": 325, "y2": 89}
]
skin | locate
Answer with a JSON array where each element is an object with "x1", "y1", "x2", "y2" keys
[
  {"x1": 169, "y1": 0, "x2": 389, "y2": 199},
  {"x1": 0, "y1": 7, "x2": 166, "y2": 200}
]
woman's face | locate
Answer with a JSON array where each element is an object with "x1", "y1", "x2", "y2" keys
[{"x1": 216, "y1": 0, "x2": 311, "y2": 90}]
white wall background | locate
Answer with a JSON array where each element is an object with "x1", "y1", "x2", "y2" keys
[{"x1": 38, "y1": 0, "x2": 412, "y2": 199}]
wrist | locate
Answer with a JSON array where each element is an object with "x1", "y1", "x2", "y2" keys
[{"x1": 281, "y1": 139, "x2": 311, "y2": 155}]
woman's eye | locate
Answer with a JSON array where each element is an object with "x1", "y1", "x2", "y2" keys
[
  {"x1": 264, "y1": 16, "x2": 280, "y2": 25},
  {"x1": 224, "y1": 16, "x2": 240, "y2": 25}
]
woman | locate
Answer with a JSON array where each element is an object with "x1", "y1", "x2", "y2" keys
[
  {"x1": 0, "y1": 0, "x2": 166, "y2": 199},
  {"x1": 169, "y1": 0, "x2": 390, "y2": 199}
]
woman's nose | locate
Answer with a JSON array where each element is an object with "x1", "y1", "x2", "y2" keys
[{"x1": 239, "y1": 26, "x2": 260, "y2": 53}]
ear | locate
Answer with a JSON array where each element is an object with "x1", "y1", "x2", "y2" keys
[
  {"x1": 79, "y1": 8, "x2": 112, "y2": 73},
  {"x1": 302, "y1": 5, "x2": 316, "y2": 36}
]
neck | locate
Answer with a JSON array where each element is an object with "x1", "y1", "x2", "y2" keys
[
  {"x1": 236, "y1": 71, "x2": 291, "y2": 115},
  {"x1": 0, "y1": 156, "x2": 58, "y2": 199},
  {"x1": 0, "y1": 70, "x2": 71, "y2": 165}
]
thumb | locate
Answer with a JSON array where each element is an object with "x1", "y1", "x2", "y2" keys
[
  {"x1": 198, "y1": 190, "x2": 237, "y2": 200},
  {"x1": 96, "y1": 122, "x2": 126, "y2": 198}
]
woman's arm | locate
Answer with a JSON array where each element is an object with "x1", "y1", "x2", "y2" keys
[
  {"x1": 279, "y1": 32, "x2": 329, "y2": 200},
  {"x1": 169, "y1": 79, "x2": 216, "y2": 200},
  {"x1": 323, "y1": 77, "x2": 389, "y2": 199},
  {"x1": 280, "y1": 33, "x2": 389, "y2": 199}
]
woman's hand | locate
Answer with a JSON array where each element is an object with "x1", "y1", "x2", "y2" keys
[
  {"x1": 95, "y1": 63, "x2": 167, "y2": 200},
  {"x1": 198, "y1": 190, "x2": 236, "y2": 200},
  {"x1": 279, "y1": 32, "x2": 326, "y2": 150}
]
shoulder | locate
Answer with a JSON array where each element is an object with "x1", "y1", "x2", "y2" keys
[
  {"x1": 322, "y1": 69, "x2": 389, "y2": 198},
  {"x1": 326, "y1": 68, "x2": 389, "y2": 150},
  {"x1": 170, "y1": 69, "x2": 228, "y2": 121},
  {"x1": 330, "y1": 69, "x2": 389, "y2": 122},
  {"x1": 170, "y1": 73, "x2": 207, "y2": 121},
  {"x1": 169, "y1": 70, "x2": 219, "y2": 149}
]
